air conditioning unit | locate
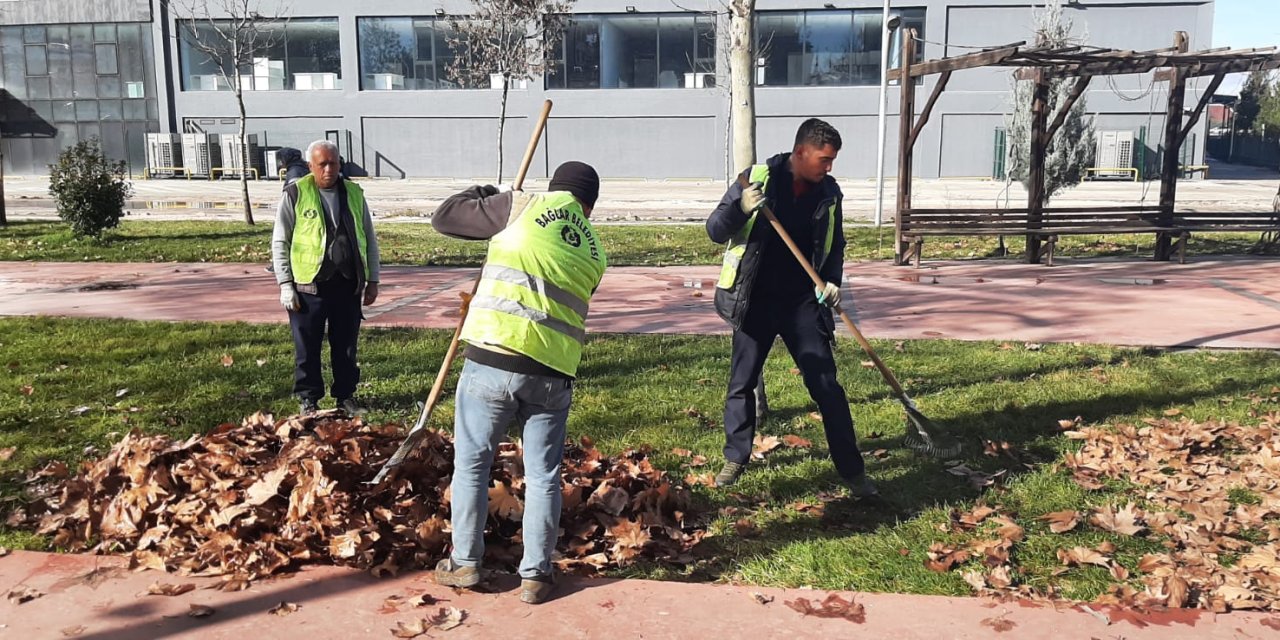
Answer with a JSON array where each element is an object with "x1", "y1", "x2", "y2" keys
[
  {"x1": 683, "y1": 72, "x2": 715, "y2": 88},
  {"x1": 145, "y1": 133, "x2": 182, "y2": 176},
  {"x1": 217, "y1": 133, "x2": 261, "y2": 177},
  {"x1": 370, "y1": 73, "x2": 405, "y2": 90},
  {"x1": 294, "y1": 72, "x2": 339, "y2": 90},
  {"x1": 189, "y1": 74, "x2": 228, "y2": 91},
  {"x1": 1093, "y1": 130, "x2": 1135, "y2": 177},
  {"x1": 181, "y1": 133, "x2": 221, "y2": 177},
  {"x1": 489, "y1": 74, "x2": 527, "y2": 90}
]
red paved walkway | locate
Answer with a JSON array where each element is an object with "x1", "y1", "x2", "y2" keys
[
  {"x1": 3, "y1": 550, "x2": 1276, "y2": 639},
  {"x1": 3, "y1": 257, "x2": 1280, "y2": 348}
]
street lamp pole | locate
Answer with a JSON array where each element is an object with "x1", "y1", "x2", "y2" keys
[{"x1": 874, "y1": 4, "x2": 900, "y2": 228}]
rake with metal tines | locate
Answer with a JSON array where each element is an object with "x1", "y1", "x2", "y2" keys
[{"x1": 736, "y1": 175, "x2": 961, "y2": 459}]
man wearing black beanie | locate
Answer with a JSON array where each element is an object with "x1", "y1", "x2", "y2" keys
[{"x1": 429, "y1": 162, "x2": 607, "y2": 606}]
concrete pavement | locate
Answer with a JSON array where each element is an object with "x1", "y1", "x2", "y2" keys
[
  {"x1": 3, "y1": 550, "x2": 1277, "y2": 639},
  {"x1": 3, "y1": 162, "x2": 1276, "y2": 223},
  {"x1": 3, "y1": 257, "x2": 1280, "y2": 348}
]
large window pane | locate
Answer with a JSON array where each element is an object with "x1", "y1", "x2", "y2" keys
[
  {"x1": 601, "y1": 16, "x2": 656, "y2": 88},
  {"x1": 286, "y1": 19, "x2": 341, "y2": 90},
  {"x1": 95, "y1": 43, "x2": 118, "y2": 75},
  {"x1": 433, "y1": 20, "x2": 467, "y2": 88},
  {"x1": 657, "y1": 16, "x2": 694, "y2": 87},
  {"x1": 756, "y1": 12, "x2": 802, "y2": 87},
  {"x1": 803, "y1": 12, "x2": 852, "y2": 85},
  {"x1": 756, "y1": 8, "x2": 926, "y2": 87},
  {"x1": 551, "y1": 14, "x2": 714, "y2": 90},
  {"x1": 359, "y1": 17, "x2": 413, "y2": 89},
  {"x1": 24, "y1": 45, "x2": 47, "y2": 76},
  {"x1": 2, "y1": 28, "x2": 29, "y2": 99},
  {"x1": 554, "y1": 17, "x2": 599, "y2": 88},
  {"x1": 178, "y1": 18, "x2": 339, "y2": 91},
  {"x1": 71, "y1": 25, "x2": 96, "y2": 99}
]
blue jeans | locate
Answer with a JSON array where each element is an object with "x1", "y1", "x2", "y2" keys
[{"x1": 449, "y1": 359, "x2": 573, "y2": 579}]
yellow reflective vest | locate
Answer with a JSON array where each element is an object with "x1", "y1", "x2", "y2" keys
[{"x1": 460, "y1": 192, "x2": 607, "y2": 377}]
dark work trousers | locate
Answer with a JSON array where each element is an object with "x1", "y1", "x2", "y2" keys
[
  {"x1": 288, "y1": 277, "x2": 362, "y2": 402},
  {"x1": 722, "y1": 295, "x2": 866, "y2": 481}
]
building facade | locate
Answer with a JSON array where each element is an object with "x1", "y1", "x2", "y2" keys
[{"x1": 0, "y1": 0, "x2": 1216, "y2": 180}]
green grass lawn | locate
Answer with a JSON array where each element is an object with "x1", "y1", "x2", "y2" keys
[
  {"x1": 1, "y1": 219, "x2": 1273, "y2": 265},
  {"x1": 3, "y1": 316, "x2": 1278, "y2": 599}
]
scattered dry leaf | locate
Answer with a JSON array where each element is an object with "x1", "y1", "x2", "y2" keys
[
  {"x1": 220, "y1": 354, "x2": 234, "y2": 367},
  {"x1": 1040, "y1": 510, "x2": 1081, "y2": 534},
  {"x1": 188, "y1": 604, "x2": 215, "y2": 618},
  {"x1": 784, "y1": 593, "x2": 865, "y2": 623},
  {"x1": 60, "y1": 626, "x2": 87, "y2": 637},
  {"x1": 269, "y1": 601, "x2": 300, "y2": 616},
  {"x1": 781, "y1": 435, "x2": 812, "y2": 449},
  {"x1": 752, "y1": 592, "x2": 774, "y2": 605},
  {"x1": 8, "y1": 586, "x2": 43, "y2": 604},
  {"x1": 147, "y1": 582, "x2": 196, "y2": 597}
]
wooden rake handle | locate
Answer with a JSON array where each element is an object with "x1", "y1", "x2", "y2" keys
[
  {"x1": 419, "y1": 100, "x2": 554, "y2": 418},
  {"x1": 736, "y1": 175, "x2": 909, "y2": 399}
]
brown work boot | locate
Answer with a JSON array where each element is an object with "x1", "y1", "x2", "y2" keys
[
  {"x1": 434, "y1": 558, "x2": 481, "y2": 588},
  {"x1": 520, "y1": 574, "x2": 556, "y2": 604}
]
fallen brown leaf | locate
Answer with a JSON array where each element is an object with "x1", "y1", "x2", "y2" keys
[
  {"x1": 0, "y1": 446, "x2": 14, "y2": 461},
  {"x1": 1040, "y1": 510, "x2": 1081, "y2": 534},
  {"x1": 1090, "y1": 503, "x2": 1145, "y2": 536},
  {"x1": 781, "y1": 435, "x2": 812, "y2": 448},
  {"x1": 980, "y1": 615, "x2": 1016, "y2": 632},
  {"x1": 427, "y1": 606, "x2": 465, "y2": 630},
  {"x1": 752, "y1": 592, "x2": 774, "y2": 605},
  {"x1": 269, "y1": 601, "x2": 300, "y2": 616},
  {"x1": 147, "y1": 582, "x2": 196, "y2": 597},
  {"x1": 220, "y1": 354, "x2": 234, "y2": 367},
  {"x1": 391, "y1": 619, "x2": 427, "y2": 638},
  {"x1": 188, "y1": 604, "x2": 215, "y2": 618},
  {"x1": 8, "y1": 586, "x2": 43, "y2": 604},
  {"x1": 784, "y1": 593, "x2": 865, "y2": 623},
  {"x1": 60, "y1": 626, "x2": 87, "y2": 637},
  {"x1": 19, "y1": 384, "x2": 34, "y2": 396}
]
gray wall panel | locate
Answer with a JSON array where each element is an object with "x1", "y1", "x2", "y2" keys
[
  {"x1": 0, "y1": 0, "x2": 151, "y2": 25},
  {"x1": 546, "y1": 116, "x2": 718, "y2": 178}
]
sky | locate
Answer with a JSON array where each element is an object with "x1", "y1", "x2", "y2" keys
[{"x1": 1212, "y1": 0, "x2": 1280, "y2": 95}]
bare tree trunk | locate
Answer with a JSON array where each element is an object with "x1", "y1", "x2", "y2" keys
[
  {"x1": 236, "y1": 90, "x2": 254, "y2": 225},
  {"x1": 496, "y1": 75, "x2": 509, "y2": 185},
  {"x1": 729, "y1": 0, "x2": 757, "y2": 176}
]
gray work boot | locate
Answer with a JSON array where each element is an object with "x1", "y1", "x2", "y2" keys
[
  {"x1": 520, "y1": 574, "x2": 556, "y2": 604},
  {"x1": 845, "y1": 473, "x2": 881, "y2": 500},
  {"x1": 434, "y1": 558, "x2": 481, "y2": 588},
  {"x1": 715, "y1": 461, "x2": 747, "y2": 487},
  {"x1": 337, "y1": 397, "x2": 367, "y2": 417},
  {"x1": 298, "y1": 398, "x2": 320, "y2": 416}
]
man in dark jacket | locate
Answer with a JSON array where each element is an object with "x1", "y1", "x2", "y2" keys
[
  {"x1": 706, "y1": 118, "x2": 874, "y2": 497},
  {"x1": 277, "y1": 147, "x2": 309, "y2": 187}
]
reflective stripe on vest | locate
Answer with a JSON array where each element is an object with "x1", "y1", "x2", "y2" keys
[
  {"x1": 716, "y1": 165, "x2": 771, "y2": 289},
  {"x1": 289, "y1": 174, "x2": 370, "y2": 285},
  {"x1": 459, "y1": 192, "x2": 607, "y2": 376}
]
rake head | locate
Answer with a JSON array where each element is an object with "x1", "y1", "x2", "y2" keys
[{"x1": 901, "y1": 406, "x2": 963, "y2": 459}]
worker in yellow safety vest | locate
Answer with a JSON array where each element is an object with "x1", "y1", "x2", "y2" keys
[{"x1": 428, "y1": 161, "x2": 606, "y2": 605}]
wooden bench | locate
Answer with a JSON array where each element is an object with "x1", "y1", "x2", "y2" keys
[{"x1": 896, "y1": 207, "x2": 1280, "y2": 266}]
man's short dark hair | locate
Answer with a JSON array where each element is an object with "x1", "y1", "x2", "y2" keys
[{"x1": 794, "y1": 118, "x2": 842, "y2": 151}]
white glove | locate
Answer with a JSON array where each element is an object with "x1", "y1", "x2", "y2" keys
[
  {"x1": 739, "y1": 182, "x2": 765, "y2": 215},
  {"x1": 279, "y1": 283, "x2": 301, "y2": 312},
  {"x1": 815, "y1": 282, "x2": 841, "y2": 308}
]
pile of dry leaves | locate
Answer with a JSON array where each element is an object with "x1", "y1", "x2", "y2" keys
[
  {"x1": 12, "y1": 411, "x2": 704, "y2": 588},
  {"x1": 928, "y1": 414, "x2": 1280, "y2": 613}
]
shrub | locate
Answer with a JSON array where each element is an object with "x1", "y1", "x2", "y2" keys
[{"x1": 47, "y1": 139, "x2": 133, "y2": 238}]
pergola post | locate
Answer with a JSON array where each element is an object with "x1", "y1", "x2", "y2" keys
[
  {"x1": 893, "y1": 29, "x2": 919, "y2": 265},
  {"x1": 1156, "y1": 31, "x2": 1190, "y2": 261},
  {"x1": 1026, "y1": 70, "x2": 1050, "y2": 264}
]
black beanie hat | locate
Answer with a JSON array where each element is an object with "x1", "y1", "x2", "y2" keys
[{"x1": 548, "y1": 161, "x2": 600, "y2": 209}]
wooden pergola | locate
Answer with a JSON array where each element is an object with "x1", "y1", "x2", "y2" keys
[{"x1": 888, "y1": 30, "x2": 1280, "y2": 264}]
